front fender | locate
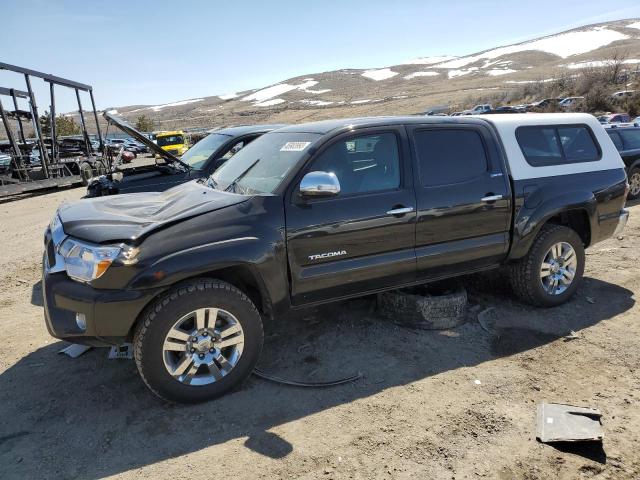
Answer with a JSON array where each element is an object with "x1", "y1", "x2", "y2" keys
[{"x1": 130, "y1": 237, "x2": 264, "y2": 290}]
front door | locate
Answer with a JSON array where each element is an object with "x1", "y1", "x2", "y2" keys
[
  {"x1": 286, "y1": 127, "x2": 417, "y2": 305},
  {"x1": 407, "y1": 124, "x2": 512, "y2": 279}
]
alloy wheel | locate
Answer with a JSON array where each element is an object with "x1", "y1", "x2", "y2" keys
[
  {"x1": 162, "y1": 308, "x2": 245, "y2": 386},
  {"x1": 539, "y1": 242, "x2": 578, "y2": 295}
]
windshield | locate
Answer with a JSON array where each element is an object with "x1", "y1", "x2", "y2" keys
[
  {"x1": 181, "y1": 133, "x2": 230, "y2": 170},
  {"x1": 157, "y1": 135, "x2": 184, "y2": 147},
  {"x1": 212, "y1": 132, "x2": 321, "y2": 194}
]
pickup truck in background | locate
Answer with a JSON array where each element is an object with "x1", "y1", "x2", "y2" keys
[
  {"x1": 463, "y1": 104, "x2": 492, "y2": 115},
  {"x1": 43, "y1": 113, "x2": 629, "y2": 403}
]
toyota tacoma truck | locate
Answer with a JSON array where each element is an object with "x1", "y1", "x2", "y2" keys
[{"x1": 43, "y1": 113, "x2": 629, "y2": 403}]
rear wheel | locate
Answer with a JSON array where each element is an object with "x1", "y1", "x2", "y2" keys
[
  {"x1": 628, "y1": 166, "x2": 640, "y2": 200},
  {"x1": 509, "y1": 224, "x2": 585, "y2": 307},
  {"x1": 134, "y1": 279, "x2": 263, "y2": 403}
]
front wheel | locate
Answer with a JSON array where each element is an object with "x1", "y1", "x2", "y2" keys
[
  {"x1": 134, "y1": 279, "x2": 263, "y2": 403},
  {"x1": 509, "y1": 224, "x2": 585, "y2": 307}
]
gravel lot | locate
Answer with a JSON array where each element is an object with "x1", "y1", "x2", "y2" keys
[{"x1": 0, "y1": 188, "x2": 639, "y2": 479}]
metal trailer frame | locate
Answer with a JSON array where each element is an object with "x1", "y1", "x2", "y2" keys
[{"x1": 0, "y1": 62, "x2": 106, "y2": 197}]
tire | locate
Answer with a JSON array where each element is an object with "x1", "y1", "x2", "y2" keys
[
  {"x1": 79, "y1": 162, "x2": 93, "y2": 186},
  {"x1": 134, "y1": 279, "x2": 263, "y2": 403},
  {"x1": 627, "y1": 166, "x2": 640, "y2": 200},
  {"x1": 508, "y1": 224, "x2": 585, "y2": 307}
]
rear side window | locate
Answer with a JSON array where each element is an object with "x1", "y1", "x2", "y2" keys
[
  {"x1": 413, "y1": 129, "x2": 488, "y2": 186},
  {"x1": 516, "y1": 125, "x2": 600, "y2": 166},
  {"x1": 619, "y1": 129, "x2": 640, "y2": 150}
]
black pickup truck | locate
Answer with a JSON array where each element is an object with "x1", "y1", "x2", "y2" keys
[
  {"x1": 43, "y1": 113, "x2": 629, "y2": 403},
  {"x1": 604, "y1": 124, "x2": 640, "y2": 200}
]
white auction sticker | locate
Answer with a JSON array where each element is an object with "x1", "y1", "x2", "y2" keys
[{"x1": 280, "y1": 141, "x2": 311, "y2": 152}]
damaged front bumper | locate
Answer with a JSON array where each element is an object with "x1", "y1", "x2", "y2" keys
[{"x1": 42, "y1": 225, "x2": 161, "y2": 346}]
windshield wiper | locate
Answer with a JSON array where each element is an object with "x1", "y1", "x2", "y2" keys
[{"x1": 225, "y1": 158, "x2": 260, "y2": 193}]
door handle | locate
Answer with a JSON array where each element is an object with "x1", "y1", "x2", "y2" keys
[
  {"x1": 386, "y1": 207, "x2": 414, "y2": 216},
  {"x1": 481, "y1": 194, "x2": 503, "y2": 202}
]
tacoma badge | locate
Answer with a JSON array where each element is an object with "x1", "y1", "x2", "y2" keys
[{"x1": 308, "y1": 250, "x2": 347, "y2": 261}]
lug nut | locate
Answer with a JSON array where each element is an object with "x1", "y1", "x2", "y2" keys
[
  {"x1": 198, "y1": 353, "x2": 205, "y2": 359},
  {"x1": 202, "y1": 332, "x2": 208, "y2": 337},
  {"x1": 190, "y1": 348, "x2": 195, "y2": 353},
  {"x1": 192, "y1": 337, "x2": 198, "y2": 342},
  {"x1": 209, "y1": 348, "x2": 214, "y2": 353}
]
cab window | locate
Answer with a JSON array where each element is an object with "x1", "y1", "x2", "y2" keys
[
  {"x1": 413, "y1": 128, "x2": 488, "y2": 186},
  {"x1": 310, "y1": 132, "x2": 400, "y2": 195}
]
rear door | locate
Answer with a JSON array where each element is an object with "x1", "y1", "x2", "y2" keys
[
  {"x1": 407, "y1": 123, "x2": 511, "y2": 279},
  {"x1": 285, "y1": 127, "x2": 417, "y2": 305}
]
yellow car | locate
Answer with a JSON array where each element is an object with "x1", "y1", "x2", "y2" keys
[{"x1": 155, "y1": 131, "x2": 189, "y2": 157}]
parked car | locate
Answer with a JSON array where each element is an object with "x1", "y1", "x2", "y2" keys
[
  {"x1": 598, "y1": 113, "x2": 631, "y2": 124},
  {"x1": 611, "y1": 90, "x2": 635, "y2": 98},
  {"x1": 604, "y1": 124, "x2": 640, "y2": 199},
  {"x1": 43, "y1": 113, "x2": 629, "y2": 403},
  {"x1": 559, "y1": 96, "x2": 584, "y2": 110},
  {"x1": 106, "y1": 138, "x2": 138, "y2": 157},
  {"x1": 491, "y1": 106, "x2": 518, "y2": 114},
  {"x1": 124, "y1": 140, "x2": 148, "y2": 154},
  {"x1": 0, "y1": 153, "x2": 11, "y2": 174},
  {"x1": 529, "y1": 98, "x2": 562, "y2": 111},
  {"x1": 464, "y1": 104, "x2": 492, "y2": 115},
  {"x1": 86, "y1": 112, "x2": 285, "y2": 197}
]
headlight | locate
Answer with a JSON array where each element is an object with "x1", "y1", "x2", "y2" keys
[{"x1": 58, "y1": 238, "x2": 121, "y2": 283}]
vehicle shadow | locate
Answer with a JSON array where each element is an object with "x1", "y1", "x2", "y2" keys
[{"x1": 0, "y1": 276, "x2": 634, "y2": 478}]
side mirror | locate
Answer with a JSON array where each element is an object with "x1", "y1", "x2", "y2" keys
[{"x1": 299, "y1": 171, "x2": 340, "y2": 197}]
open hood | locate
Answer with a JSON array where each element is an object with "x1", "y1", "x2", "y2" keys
[
  {"x1": 103, "y1": 112, "x2": 191, "y2": 169},
  {"x1": 58, "y1": 181, "x2": 248, "y2": 243}
]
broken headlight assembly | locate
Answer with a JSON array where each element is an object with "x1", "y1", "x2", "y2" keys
[{"x1": 57, "y1": 238, "x2": 139, "y2": 283}]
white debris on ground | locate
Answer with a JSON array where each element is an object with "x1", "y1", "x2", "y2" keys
[
  {"x1": 565, "y1": 59, "x2": 640, "y2": 69},
  {"x1": 254, "y1": 98, "x2": 285, "y2": 107},
  {"x1": 448, "y1": 68, "x2": 479, "y2": 78},
  {"x1": 404, "y1": 71, "x2": 440, "y2": 79},
  {"x1": 349, "y1": 98, "x2": 382, "y2": 105},
  {"x1": 299, "y1": 99, "x2": 334, "y2": 106},
  {"x1": 486, "y1": 68, "x2": 518, "y2": 76},
  {"x1": 627, "y1": 21, "x2": 640, "y2": 30},
  {"x1": 361, "y1": 68, "x2": 398, "y2": 81},
  {"x1": 505, "y1": 78, "x2": 557, "y2": 84}
]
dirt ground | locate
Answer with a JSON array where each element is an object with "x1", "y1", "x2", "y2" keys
[{"x1": 0, "y1": 187, "x2": 639, "y2": 480}]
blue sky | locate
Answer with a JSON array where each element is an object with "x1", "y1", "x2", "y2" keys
[{"x1": 2, "y1": 0, "x2": 640, "y2": 112}]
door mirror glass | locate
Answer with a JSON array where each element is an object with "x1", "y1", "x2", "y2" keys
[{"x1": 299, "y1": 171, "x2": 340, "y2": 197}]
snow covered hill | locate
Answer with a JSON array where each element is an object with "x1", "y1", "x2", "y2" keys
[{"x1": 111, "y1": 18, "x2": 640, "y2": 129}]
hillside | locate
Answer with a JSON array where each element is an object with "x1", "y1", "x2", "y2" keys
[{"x1": 98, "y1": 19, "x2": 640, "y2": 130}]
